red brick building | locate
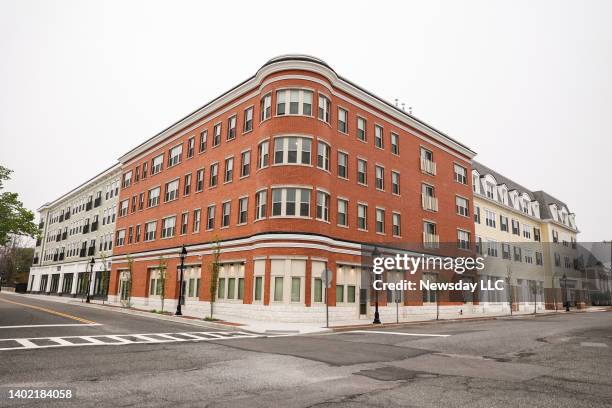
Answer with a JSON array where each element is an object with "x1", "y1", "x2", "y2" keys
[{"x1": 109, "y1": 55, "x2": 477, "y2": 322}]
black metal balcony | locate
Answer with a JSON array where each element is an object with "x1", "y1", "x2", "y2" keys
[
  {"x1": 94, "y1": 197, "x2": 101, "y2": 208},
  {"x1": 61, "y1": 231, "x2": 67, "y2": 240},
  {"x1": 79, "y1": 248, "x2": 86, "y2": 258},
  {"x1": 53, "y1": 253, "x2": 59, "y2": 262},
  {"x1": 55, "y1": 234, "x2": 61, "y2": 242},
  {"x1": 86, "y1": 201, "x2": 93, "y2": 211},
  {"x1": 33, "y1": 256, "x2": 39, "y2": 264},
  {"x1": 65, "y1": 212, "x2": 71, "y2": 220},
  {"x1": 87, "y1": 246, "x2": 95, "y2": 256},
  {"x1": 59, "y1": 214, "x2": 64, "y2": 223},
  {"x1": 91, "y1": 221, "x2": 98, "y2": 232},
  {"x1": 59, "y1": 253, "x2": 65, "y2": 261},
  {"x1": 83, "y1": 224, "x2": 90, "y2": 234}
]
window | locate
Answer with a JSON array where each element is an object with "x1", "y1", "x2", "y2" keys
[
  {"x1": 116, "y1": 230, "x2": 125, "y2": 246},
  {"x1": 258, "y1": 141, "x2": 269, "y2": 168},
  {"x1": 310, "y1": 141, "x2": 330, "y2": 172},
  {"x1": 161, "y1": 216, "x2": 176, "y2": 238},
  {"x1": 357, "y1": 159, "x2": 367, "y2": 185},
  {"x1": 475, "y1": 236, "x2": 483, "y2": 255},
  {"x1": 390, "y1": 171, "x2": 400, "y2": 195},
  {"x1": 474, "y1": 206, "x2": 480, "y2": 223},
  {"x1": 500, "y1": 215, "x2": 508, "y2": 232},
  {"x1": 554, "y1": 253, "x2": 561, "y2": 267},
  {"x1": 454, "y1": 164, "x2": 467, "y2": 184},
  {"x1": 213, "y1": 123, "x2": 221, "y2": 147},
  {"x1": 138, "y1": 193, "x2": 144, "y2": 210},
  {"x1": 271, "y1": 188, "x2": 310, "y2": 217},
  {"x1": 276, "y1": 89, "x2": 313, "y2": 116},
  {"x1": 357, "y1": 117, "x2": 366, "y2": 141},
  {"x1": 357, "y1": 203, "x2": 368, "y2": 230},
  {"x1": 376, "y1": 208, "x2": 385, "y2": 233},
  {"x1": 122, "y1": 171, "x2": 132, "y2": 188},
  {"x1": 168, "y1": 144, "x2": 182, "y2": 167},
  {"x1": 392, "y1": 213, "x2": 401, "y2": 236},
  {"x1": 151, "y1": 154, "x2": 164, "y2": 175},
  {"x1": 187, "y1": 137, "x2": 195, "y2": 158},
  {"x1": 184, "y1": 173, "x2": 192, "y2": 196},
  {"x1": 337, "y1": 107, "x2": 348, "y2": 133},
  {"x1": 391, "y1": 133, "x2": 399, "y2": 155},
  {"x1": 534, "y1": 228, "x2": 541, "y2": 242},
  {"x1": 199, "y1": 130, "x2": 207, "y2": 153},
  {"x1": 224, "y1": 157, "x2": 234, "y2": 183},
  {"x1": 485, "y1": 182, "x2": 495, "y2": 199},
  {"x1": 337, "y1": 151, "x2": 348, "y2": 179},
  {"x1": 119, "y1": 200, "x2": 128, "y2": 217},
  {"x1": 196, "y1": 169, "x2": 204, "y2": 192},
  {"x1": 318, "y1": 95, "x2": 330, "y2": 123},
  {"x1": 423, "y1": 221, "x2": 438, "y2": 247},
  {"x1": 502, "y1": 243, "x2": 511, "y2": 259},
  {"x1": 206, "y1": 205, "x2": 215, "y2": 230},
  {"x1": 222, "y1": 202, "x2": 231, "y2": 227},
  {"x1": 243, "y1": 107, "x2": 253, "y2": 132},
  {"x1": 375, "y1": 166, "x2": 384, "y2": 190},
  {"x1": 313, "y1": 278, "x2": 322, "y2": 302},
  {"x1": 487, "y1": 240, "x2": 498, "y2": 257},
  {"x1": 374, "y1": 125, "x2": 383, "y2": 148},
  {"x1": 485, "y1": 210, "x2": 496, "y2": 228},
  {"x1": 241, "y1": 150, "x2": 251, "y2": 177},
  {"x1": 255, "y1": 190, "x2": 267, "y2": 220},
  {"x1": 337, "y1": 199, "x2": 348, "y2": 226},
  {"x1": 316, "y1": 191, "x2": 330, "y2": 221},
  {"x1": 260, "y1": 94, "x2": 271, "y2": 121},
  {"x1": 238, "y1": 197, "x2": 248, "y2": 224},
  {"x1": 457, "y1": 230, "x2": 470, "y2": 250},
  {"x1": 227, "y1": 115, "x2": 236, "y2": 140},
  {"x1": 148, "y1": 187, "x2": 160, "y2": 207},
  {"x1": 514, "y1": 246, "x2": 522, "y2": 262},
  {"x1": 135, "y1": 224, "x2": 141, "y2": 242},
  {"x1": 165, "y1": 179, "x2": 179, "y2": 202},
  {"x1": 291, "y1": 277, "x2": 301, "y2": 302},
  {"x1": 511, "y1": 219, "x2": 520, "y2": 235},
  {"x1": 523, "y1": 224, "x2": 531, "y2": 239},
  {"x1": 210, "y1": 163, "x2": 218, "y2": 187},
  {"x1": 181, "y1": 213, "x2": 188, "y2": 235},
  {"x1": 274, "y1": 136, "x2": 311, "y2": 165},
  {"x1": 142, "y1": 162, "x2": 148, "y2": 178},
  {"x1": 217, "y1": 278, "x2": 225, "y2": 299},
  {"x1": 535, "y1": 252, "x2": 543, "y2": 266},
  {"x1": 420, "y1": 148, "x2": 435, "y2": 175},
  {"x1": 193, "y1": 209, "x2": 201, "y2": 232},
  {"x1": 145, "y1": 221, "x2": 156, "y2": 241},
  {"x1": 456, "y1": 196, "x2": 469, "y2": 217},
  {"x1": 422, "y1": 184, "x2": 437, "y2": 211},
  {"x1": 274, "y1": 277, "x2": 283, "y2": 301},
  {"x1": 254, "y1": 276, "x2": 263, "y2": 301},
  {"x1": 135, "y1": 166, "x2": 140, "y2": 182}
]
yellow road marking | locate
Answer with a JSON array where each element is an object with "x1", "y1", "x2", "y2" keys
[{"x1": 0, "y1": 297, "x2": 97, "y2": 324}]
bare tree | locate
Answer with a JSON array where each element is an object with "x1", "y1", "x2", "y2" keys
[
  {"x1": 99, "y1": 252, "x2": 109, "y2": 305},
  {"x1": 505, "y1": 264, "x2": 514, "y2": 316},
  {"x1": 122, "y1": 254, "x2": 134, "y2": 308},
  {"x1": 529, "y1": 280, "x2": 541, "y2": 314},
  {"x1": 157, "y1": 255, "x2": 167, "y2": 313},
  {"x1": 208, "y1": 238, "x2": 221, "y2": 320}
]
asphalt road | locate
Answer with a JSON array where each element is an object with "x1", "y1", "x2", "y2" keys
[{"x1": 1, "y1": 293, "x2": 611, "y2": 408}]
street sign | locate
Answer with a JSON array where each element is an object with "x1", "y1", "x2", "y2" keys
[{"x1": 321, "y1": 269, "x2": 332, "y2": 288}]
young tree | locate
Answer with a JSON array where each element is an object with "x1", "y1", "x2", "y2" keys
[
  {"x1": 0, "y1": 166, "x2": 38, "y2": 245},
  {"x1": 157, "y1": 256, "x2": 167, "y2": 313},
  {"x1": 505, "y1": 264, "x2": 514, "y2": 316},
  {"x1": 208, "y1": 238, "x2": 221, "y2": 320},
  {"x1": 529, "y1": 280, "x2": 540, "y2": 314},
  {"x1": 122, "y1": 254, "x2": 134, "y2": 308},
  {"x1": 99, "y1": 252, "x2": 109, "y2": 305}
]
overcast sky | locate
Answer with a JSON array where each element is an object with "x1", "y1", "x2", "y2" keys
[{"x1": 1, "y1": 0, "x2": 610, "y2": 242}]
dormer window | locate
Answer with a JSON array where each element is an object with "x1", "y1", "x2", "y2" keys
[{"x1": 485, "y1": 182, "x2": 495, "y2": 199}]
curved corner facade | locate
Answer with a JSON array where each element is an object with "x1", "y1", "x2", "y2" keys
[{"x1": 107, "y1": 56, "x2": 478, "y2": 322}]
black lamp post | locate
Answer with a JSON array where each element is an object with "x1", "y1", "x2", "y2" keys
[
  {"x1": 562, "y1": 273, "x2": 569, "y2": 312},
  {"x1": 176, "y1": 245, "x2": 187, "y2": 316},
  {"x1": 372, "y1": 247, "x2": 381, "y2": 324},
  {"x1": 86, "y1": 257, "x2": 95, "y2": 303}
]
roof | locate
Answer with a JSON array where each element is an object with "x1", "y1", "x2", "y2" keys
[
  {"x1": 532, "y1": 190, "x2": 572, "y2": 218},
  {"x1": 471, "y1": 160, "x2": 534, "y2": 199},
  {"x1": 118, "y1": 54, "x2": 476, "y2": 163}
]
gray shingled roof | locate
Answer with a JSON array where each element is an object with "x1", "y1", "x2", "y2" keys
[
  {"x1": 471, "y1": 160, "x2": 534, "y2": 199},
  {"x1": 532, "y1": 190, "x2": 572, "y2": 218}
]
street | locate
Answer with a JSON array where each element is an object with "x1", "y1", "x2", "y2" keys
[{"x1": 1, "y1": 293, "x2": 611, "y2": 408}]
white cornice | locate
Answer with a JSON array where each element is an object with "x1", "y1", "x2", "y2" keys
[{"x1": 118, "y1": 58, "x2": 476, "y2": 165}]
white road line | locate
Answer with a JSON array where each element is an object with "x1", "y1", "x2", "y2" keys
[
  {"x1": 14, "y1": 339, "x2": 38, "y2": 348},
  {"x1": 347, "y1": 330, "x2": 451, "y2": 337},
  {"x1": 0, "y1": 331, "x2": 260, "y2": 351},
  {"x1": 0, "y1": 323, "x2": 102, "y2": 329}
]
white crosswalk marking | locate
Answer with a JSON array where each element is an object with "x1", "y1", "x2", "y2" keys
[{"x1": 0, "y1": 331, "x2": 259, "y2": 352}]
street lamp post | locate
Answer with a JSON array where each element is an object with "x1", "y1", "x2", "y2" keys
[
  {"x1": 86, "y1": 257, "x2": 95, "y2": 303},
  {"x1": 176, "y1": 245, "x2": 187, "y2": 316},
  {"x1": 372, "y1": 247, "x2": 381, "y2": 324},
  {"x1": 562, "y1": 273, "x2": 569, "y2": 312}
]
